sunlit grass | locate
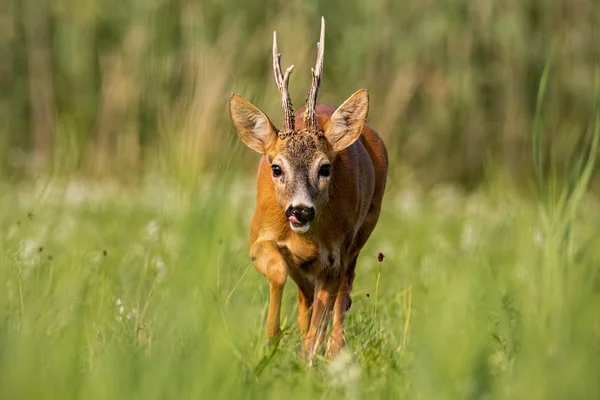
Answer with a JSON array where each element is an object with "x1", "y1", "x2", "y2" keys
[{"x1": 0, "y1": 171, "x2": 599, "y2": 399}]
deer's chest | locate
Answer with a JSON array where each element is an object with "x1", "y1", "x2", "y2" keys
[
  {"x1": 277, "y1": 234, "x2": 320, "y2": 273},
  {"x1": 277, "y1": 233, "x2": 342, "y2": 278}
]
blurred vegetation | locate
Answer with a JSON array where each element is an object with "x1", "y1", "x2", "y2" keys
[
  {"x1": 0, "y1": 0, "x2": 598, "y2": 184},
  {"x1": 2, "y1": 1, "x2": 600, "y2": 398}
]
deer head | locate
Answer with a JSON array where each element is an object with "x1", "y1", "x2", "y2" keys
[{"x1": 229, "y1": 18, "x2": 369, "y2": 233}]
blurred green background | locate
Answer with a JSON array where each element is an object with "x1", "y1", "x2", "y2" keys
[
  {"x1": 1, "y1": 0, "x2": 598, "y2": 184},
  {"x1": 1, "y1": 1, "x2": 600, "y2": 399}
]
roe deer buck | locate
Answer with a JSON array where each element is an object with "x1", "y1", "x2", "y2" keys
[{"x1": 229, "y1": 17, "x2": 388, "y2": 361}]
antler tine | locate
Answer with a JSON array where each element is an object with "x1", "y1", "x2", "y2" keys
[
  {"x1": 273, "y1": 31, "x2": 295, "y2": 134},
  {"x1": 304, "y1": 17, "x2": 325, "y2": 132}
]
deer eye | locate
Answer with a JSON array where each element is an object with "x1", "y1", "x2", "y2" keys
[
  {"x1": 271, "y1": 165, "x2": 283, "y2": 177},
  {"x1": 318, "y1": 164, "x2": 331, "y2": 177}
]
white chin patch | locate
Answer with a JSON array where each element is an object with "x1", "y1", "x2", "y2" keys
[{"x1": 290, "y1": 222, "x2": 310, "y2": 233}]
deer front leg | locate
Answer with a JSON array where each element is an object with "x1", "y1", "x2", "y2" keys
[
  {"x1": 250, "y1": 240, "x2": 288, "y2": 341},
  {"x1": 303, "y1": 276, "x2": 340, "y2": 362},
  {"x1": 325, "y1": 277, "x2": 351, "y2": 357},
  {"x1": 297, "y1": 287, "x2": 312, "y2": 337},
  {"x1": 287, "y1": 267, "x2": 315, "y2": 339}
]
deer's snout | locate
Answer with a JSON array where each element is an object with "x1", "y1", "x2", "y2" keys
[{"x1": 286, "y1": 205, "x2": 315, "y2": 224}]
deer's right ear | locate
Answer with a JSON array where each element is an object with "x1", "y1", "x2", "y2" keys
[{"x1": 229, "y1": 94, "x2": 278, "y2": 154}]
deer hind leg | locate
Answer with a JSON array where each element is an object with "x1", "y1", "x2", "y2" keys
[
  {"x1": 250, "y1": 240, "x2": 288, "y2": 341},
  {"x1": 326, "y1": 256, "x2": 358, "y2": 358},
  {"x1": 324, "y1": 220, "x2": 377, "y2": 355}
]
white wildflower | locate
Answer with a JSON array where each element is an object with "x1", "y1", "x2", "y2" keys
[
  {"x1": 327, "y1": 349, "x2": 361, "y2": 391},
  {"x1": 21, "y1": 239, "x2": 37, "y2": 256},
  {"x1": 126, "y1": 308, "x2": 139, "y2": 320},
  {"x1": 461, "y1": 221, "x2": 478, "y2": 252},
  {"x1": 64, "y1": 180, "x2": 88, "y2": 206},
  {"x1": 395, "y1": 188, "x2": 421, "y2": 219},
  {"x1": 533, "y1": 228, "x2": 543, "y2": 247},
  {"x1": 154, "y1": 256, "x2": 167, "y2": 282},
  {"x1": 19, "y1": 239, "x2": 40, "y2": 272},
  {"x1": 145, "y1": 220, "x2": 160, "y2": 241}
]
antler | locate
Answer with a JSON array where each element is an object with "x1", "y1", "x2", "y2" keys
[
  {"x1": 273, "y1": 31, "x2": 295, "y2": 134},
  {"x1": 304, "y1": 17, "x2": 325, "y2": 132}
]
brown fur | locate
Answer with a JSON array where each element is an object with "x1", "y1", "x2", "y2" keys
[
  {"x1": 234, "y1": 99, "x2": 388, "y2": 359},
  {"x1": 228, "y1": 15, "x2": 386, "y2": 363}
]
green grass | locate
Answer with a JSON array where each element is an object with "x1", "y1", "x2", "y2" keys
[
  {"x1": 2, "y1": 1, "x2": 600, "y2": 397},
  {"x1": 0, "y1": 170, "x2": 599, "y2": 399}
]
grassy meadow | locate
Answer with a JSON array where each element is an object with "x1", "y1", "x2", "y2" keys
[
  {"x1": 2, "y1": 0, "x2": 600, "y2": 398},
  {"x1": 1, "y1": 160, "x2": 600, "y2": 398}
]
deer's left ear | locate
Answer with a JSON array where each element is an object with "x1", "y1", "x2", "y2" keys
[
  {"x1": 325, "y1": 89, "x2": 369, "y2": 152},
  {"x1": 229, "y1": 94, "x2": 278, "y2": 153}
]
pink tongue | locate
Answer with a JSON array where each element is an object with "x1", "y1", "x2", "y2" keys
[{"x1": 289, "y1": 215, "x2": 301, "y2": 224}]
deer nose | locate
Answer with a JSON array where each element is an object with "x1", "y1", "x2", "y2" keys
[{"x1": 286, "y1": 206, "x2": 315, "y2": 224}]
